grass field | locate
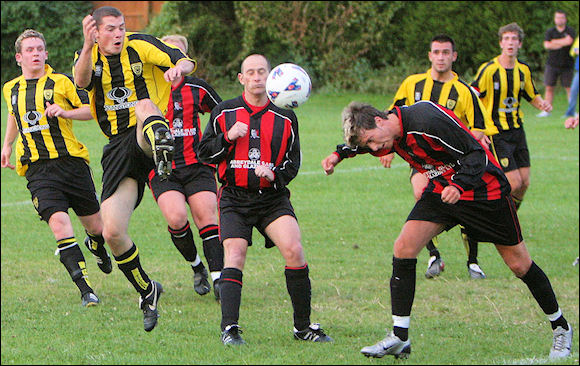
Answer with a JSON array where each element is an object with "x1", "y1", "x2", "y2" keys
[{"x1": 1, "y1": 88, "x2": 578, "y2": 365}]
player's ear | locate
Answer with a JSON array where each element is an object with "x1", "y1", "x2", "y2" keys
[{"x1": 237, "y1": 72, "x2": 244, "y2": 86}]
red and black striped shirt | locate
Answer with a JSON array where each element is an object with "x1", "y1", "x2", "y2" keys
[
  {"x1": 336, "y1": 101, "x2": 510, "y2": 201},
  {"x1": 198, "y1": 94, "x2": 300, "y2": 192},
  {"x1": 166, "y1": 76, "x2": 221, "y2": 169}
]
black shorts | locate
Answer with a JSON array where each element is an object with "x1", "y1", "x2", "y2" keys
[
  {"x1": 148, "y1": 163, "x2": 217, "y2": 201},
  {"x1": 101, "y1": 127, "x2": 154, "y2": 207},
  {"x1": 218, "y1": 186, "x2": 296, "y2": 247},
  {"x1": 25, "y1": 156, "x2": 100, "y2": 222},
  {"x1": 408, "y1": 192, "x2": 523, "y2": 245},
  {"x1": 544, "y1": 64, "x2": 574, "y2": 87},
  {"x1": 491, "y1": 128, "x2": 530, "y2": 172}
]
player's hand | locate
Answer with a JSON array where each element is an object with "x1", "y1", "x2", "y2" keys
[
  {"x1": 254, "y1": 165, "x2": 274, "y2": 182},
  {"x1": 479, "y1": 135, "x2": 490, "y2": 149},
  {"x1": 1, "y1": 145, "x2": 15, "y2": 170},
  {"x1": 565, "y1": 116, "x2": 579, "y2": 129},
  {"x1": 379, "y1": 153, "x2": 395, "y2": 168},
  {"x1": 227, "y1": 121, "x2": 248, "y2": 141},
  {"x1": 540, "y1": 100, "x2": 553, "y2": 113},
  {"x1": 164, "y1": 66, "x2": 183, "y2": 82},
  {"x1": 441, "y1": 185, "x2": 461, "y2": 204},
  {"x1": 44, "y1": 102, "x2": 67, "y2": 119},
  {"x1": 321, "y1": 153, "x2": 340, "y2": 175},
  {"x1": 82, "y1": 15, "x2": 97, "y2": 49}
]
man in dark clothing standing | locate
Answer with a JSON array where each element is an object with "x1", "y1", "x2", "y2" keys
[{"x1": 538, "y1": 10, "x2": 576, "y2": 117}]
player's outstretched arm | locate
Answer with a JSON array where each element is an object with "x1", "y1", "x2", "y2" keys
[{"x1": 321, "y1": 153, "x2": 341, "y2": 175}]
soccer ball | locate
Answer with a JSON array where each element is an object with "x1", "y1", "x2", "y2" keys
[{"x1": 266, "y1": 63, "x2": 311, "y2": 109}]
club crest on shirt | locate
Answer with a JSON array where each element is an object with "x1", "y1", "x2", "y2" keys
[
  {"x1": 248, "y1": 148, "x2": 261, "y2": 161},
  {"x1": 131, "y1": 62, "x2": 143, "y2": 76},
  {"x1": 446, "y1": 99, "x2": 456, "y2": 110},
  {"x1": 500, "y1": 158, "x2": 509, "y2": 168},
  {"x1": 173, "y1": 118, "x2": 183, "y2": 129},
  {"x1": 43, "y1": 89, "x2": 53, "y2": 101}
]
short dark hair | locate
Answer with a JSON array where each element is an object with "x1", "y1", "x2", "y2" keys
[
  {"x1": 431, "y1": 34, "x2": 455, "y2": 52},
  {"x1": 93, "y1": 6, "x2": 123, "y2": 26},
  {"x1": 555, "y1": 9, "x2": 567, "y2": 17}
]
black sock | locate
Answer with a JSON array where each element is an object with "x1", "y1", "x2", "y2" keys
[
  {"x1": 199, "y1": 224, "x2": 223, "y2": 272},
  {"x1": 169, "y1": 222, "x2": 200, "y2": 264},
  {"x1": 57, "y1": 237, "x2": 93, "y2": 296},
  {"x1": 520, "y1": 261, "x2": 568, "y2": 330},
  {"x1": 467, "y1": 239, "x2": 479, "y2": 265},
  {"x1": 391, "y1": 257, "x2": 416, "y2": 341},
  {"x1": 425, "y1": 240, "x2": 440, "y2": 258},
  {"x1": 220, "y1": 267, "x2": 243, "y2": 331},
  {"x1": 285, "y1": 264, "x2": 311, "y2": 331},
  {"x1": 394, "y1": 326, "x2": 409, "y2": 341},
  {"x1": 114, "y1": 243, "x2": 152, "y2": 298},
  {"x1": 460, "y1": 226, "x2": 479, "y2": 265}
]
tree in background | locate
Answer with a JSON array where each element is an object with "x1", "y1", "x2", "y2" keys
[
  {"x1": 1, "y1": 1, "x2": 93, "y2": 82},
  {"x1": 2, "y1": 1, "x2": 577, "y2": 93}
]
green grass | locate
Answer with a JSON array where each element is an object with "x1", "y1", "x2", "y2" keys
[{"x1": 1, "y1": 89, "x2": 578, "y2": 365}]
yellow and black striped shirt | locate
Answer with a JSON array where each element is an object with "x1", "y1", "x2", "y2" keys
[
  {"x1": 471, "y1": 56, "x2": 539, "y2": 132},
  {"x1": 73, "y1": 32, "x2": 196, "y2": 138},
  {"x1": 3, "y1": 64, "x2": 90, "y2": 176},
  {"x1": 390, "y1": 69, "x2": 498, "y2": 136}
]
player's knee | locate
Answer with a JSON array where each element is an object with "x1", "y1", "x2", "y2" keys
[
  {"x1": 101, "y1": 226, "x2": 126, "y2": 247},
  {"x1": 280, "y1": 242, "x2": 304, "y2": 263},
  {"x1": 520, "y1": 177, "x2": 530, "y2": 192},
  {"x1": 509, "y1": 176, "x2": 523, "y2": 193},
  {"x1": 82, "y1": 219, "x2": 103, "y2": 237},
  {"x1": 505, "y1": 258, "x2": 532, "y2": 278},
  {"x1": 393, "y1": 238, "x2": 418, "y2": 258},
  {"x1": 165, "y1": 213, "x2": 188, "y2": 231},
  {"x1": 135, "y1": 99, "x2": 159, "y2": 121}
]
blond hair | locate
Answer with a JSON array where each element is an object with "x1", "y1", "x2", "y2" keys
[
  {"x1": 15, "y1": 29, "x2": 46, "y2": 54},
  {"x1": 342, "y1": 102, "x2": 389, "y2": 147},
  {"x1": 161, "y1": 34, "x2": 188, "y2": 54}
]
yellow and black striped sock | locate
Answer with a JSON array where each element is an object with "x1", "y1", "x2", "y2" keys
[
  {"x1": 56, "y1": 237, "x2": 93, "y2": 295},
  {"x1": 142, "y1": 116, "x2": 170, "y2": 148},
  {"x1": 114, "y1": 243, "x2": 151, "y2": 297}
]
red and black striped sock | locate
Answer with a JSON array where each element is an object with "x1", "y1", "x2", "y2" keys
[
  {"x1": 285, "y1": 263, "x2": 311, "y2": 331},
  {"x1": 199, "y1": 224, "x2": 223, "y2": 273},
  {"x1": 220, "y1": 267, "x2": 243, "y2": 331}
]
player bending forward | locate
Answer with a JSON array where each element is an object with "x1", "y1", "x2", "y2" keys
[{"x1": 322, "y1": 101, "x2": 572, "y2": 360}]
